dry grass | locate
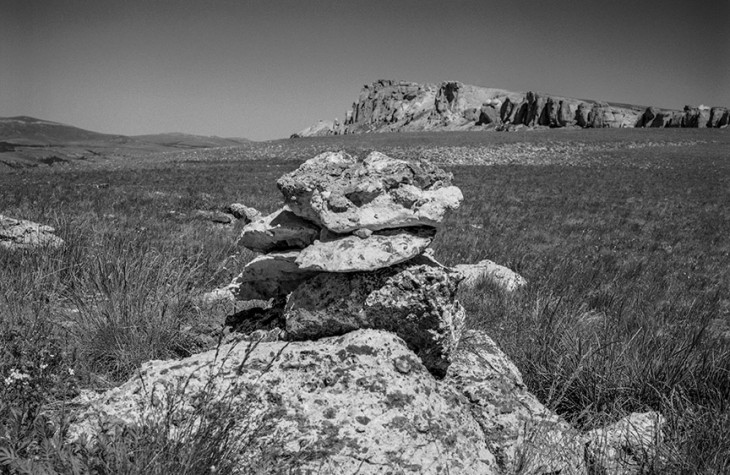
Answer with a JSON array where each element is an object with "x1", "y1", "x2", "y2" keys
[{"x1": 1, "y1": 129, "x2": 728, "y2": 472}]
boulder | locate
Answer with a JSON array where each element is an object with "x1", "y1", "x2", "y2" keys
[
  {"x1": 636, "y1": 107, "x2": 657, "y2": 127},
  {"x1": 512, "y1": 99, "x2": 530, "y2": 125},
  {"x1": 650, "y1": 111, "x2": 673, "y2": 128},
  {"x1": 575, "y1": 103, "x2": 591, "y2": 128},
  {"x1": 476, "y1": 103, "x2": 500, "y2": 125},
  {"x1": 665, "y1": 111, "x2": 684, "y2": 128},
  {"x1": 453, "y1": 259, "x2": 527, "y2": 293},
  {"x1": 238, "y1": 206, "x2": 321, "y2": 253},
  {"x1": 69, "y1": 329, "x2": 500, "y2": 475},
  {"x1": 0, "y1": 215, "x2": 64, "y2": 251},
  {"x1": 446, "y1": 330, "x2": 587, "y2": 474},
  {"x1": 681, "y1": 105, "x2": 704, "y2": 128},
  {"x1": 585, "y1": 411, "x2": 666, "y2": 474},
  {"x1": 558, "y1": 100, "x2": 575, "y2": 127},
  {"x1": 225, "y1": 203, "x2": 261, "y2": 223},
  {"x1": 285, "y1": 264, "x2": 465, "y2": 377},
  {"x1": 588, "y1": 103, "x2": 608, "y2": 128},
  {"x1": 708, "y1": 106, "x2": 729, "y2": 128},
  {"x1": 228, "y1": 251, "x2": 319, "y2": 301},
  {"x1": 295, "y1": 227, "x2": 435, "y2": 272},
  {"x1": 525, "y1": 92, "x2": 546, "y2": 127},
  {"x1": 500, "y1": 98, "x2": 516, "y2": 123},
  {"x1": 277, "y1": 151, "x2": 463, "y2": 233}
]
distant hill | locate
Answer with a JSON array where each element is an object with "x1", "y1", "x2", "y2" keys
[
  {"x1": 0, "y1": 116, "x2": 130, "y2": 146},
  {"x1": 133, "y1": 133, "x2": 249, "y2": 149},
  {"x1": 0, "y1": 116, "x2": 250, "y2": 169},
  {"x1": 293, "y1": 80, "x2": 729, "y2": 137}
]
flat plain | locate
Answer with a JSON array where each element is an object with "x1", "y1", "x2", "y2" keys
[{"x1": 1, "y1": 128, "x2": 728, "y2": 472}]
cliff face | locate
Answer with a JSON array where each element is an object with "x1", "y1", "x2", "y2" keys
[{"x1": 293, "y1": 80, "x2": 729, "y2": 137}]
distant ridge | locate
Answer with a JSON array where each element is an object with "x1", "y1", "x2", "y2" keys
[
  {"x1": 133, "y1": 133, "x2": 249, "y2": 149},
  {"x1": 293, "y1": 80, "x2": 729, "y2": 137},
  {"x1": 0, "y1": 116, "x2": 250, "y2": 168}
]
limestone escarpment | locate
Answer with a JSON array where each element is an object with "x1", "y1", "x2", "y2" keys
[{"x1": 293, "y1": 79, "x2": 730, "y2": 137}]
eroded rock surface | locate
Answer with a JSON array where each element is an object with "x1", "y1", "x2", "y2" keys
[
  {"x1": 0, "y1": 215, "x2": 64, "y2": 251},
  {"x1": 228, "y1": 251, "x2": 319, "y2": 301},
  {"x1": 70, "y1": 330, "x2": 499, "y2": 475},
  {"x1": 226, "y1": 203, "x2": 261, "y2": 223},
  {"x1": 277, "y1": 151, "x2": 463, "y2": 233},
  {"x1": 285, "y1": 264, "x2": 465, "y2": 377},
  {"x1": 238, "y1": 206, "x2": 320, "y2": 253},
  {"x1": 447, "y1": 330, "x2": 587, "y2": 474},
  {"x1": 454, "y1": 259, "x2": 527, "y2": 293},
  {"x1": 295, "y1": 227, "x2": 435, "y2": 272}
]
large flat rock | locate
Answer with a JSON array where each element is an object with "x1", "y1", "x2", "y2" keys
[
  {"x1": 277, "y1": 151, "x2": 463, "y2": 233},
  {"x1": 285, "y1": 263, "x2": 465, "y2": 377},
  {"x1": 69, "y1": 330, "x2": 499, "y2": 474},
  {"x1": 228, "y1": 251, "x2": 319, "y2": 301},
  {"x1": 237, "y1": 206, "x2": 320, "y2": 253},
  {"x1": 295, "y1": 227, "x2": 435, "y2": 272}
]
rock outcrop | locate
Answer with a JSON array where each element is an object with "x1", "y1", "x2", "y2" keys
[
  {"x1": 0, "y1": 215, "x2": 64, "y2": 251},
  {"x1": 73, "y1": 151, "x2": 664, "y2": 474},
  {"x1": 294, "y1": 79, "x2": 729, "y2": 136}
]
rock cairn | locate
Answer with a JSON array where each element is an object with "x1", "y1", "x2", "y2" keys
[
  {"x1": 227, "y1": 150, "x2": 465, "y2": 376},
  {"x1": 72, "y1": 151, "x2": 665, "y2": 474}
]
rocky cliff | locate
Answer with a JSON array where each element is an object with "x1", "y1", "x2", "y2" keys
[{"x1": 293, "y1": 80, "x2": 729, "y2": 137}]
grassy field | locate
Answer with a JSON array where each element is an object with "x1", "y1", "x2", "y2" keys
[{"x1": 1, "y1": 129, "x2": 728, "y2": 472}]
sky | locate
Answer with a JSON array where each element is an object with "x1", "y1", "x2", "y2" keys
[{"x1": 1, "y1": 0, "x2": 728, "y2": 140}]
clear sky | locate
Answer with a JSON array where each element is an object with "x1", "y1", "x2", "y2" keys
[{"x1": 1, "y1": 0, "x2": 728, "y2": 140}]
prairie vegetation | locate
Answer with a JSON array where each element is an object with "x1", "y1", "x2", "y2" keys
[{"x1": 1, "y1": 129, "x2": 728, "y2": 473}]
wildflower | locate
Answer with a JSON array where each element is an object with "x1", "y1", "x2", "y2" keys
[{"x1": 4, "y1": 368, "x2": 31, "y2": 386}]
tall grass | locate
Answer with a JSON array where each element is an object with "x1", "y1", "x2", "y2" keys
[{"x1": 1, "y1": 133, "x2": 728, "y2": 472}]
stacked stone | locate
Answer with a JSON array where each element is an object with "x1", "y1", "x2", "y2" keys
[{"x1": 227, "y1": 150, "x2": 465, "y2": 376}]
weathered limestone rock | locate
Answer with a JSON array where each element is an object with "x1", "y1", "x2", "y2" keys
[
  {"x1": 575, "y1": 103, "x2": 591, "y2": 128},
  {"x1": 588, "y1": 103, "x2": 608, "y2": 128},
  {"x1": 447, "y1": 330, "x2": 587, "y2": 474},
  {"x1": 585, "y1": 411, "x2": 666, "y2": 474},
  {"x1": 277, "y1": 151, "x2": 463, "y2": 233},
  {"x1": 540, "y1": 97, "x2": 560, "y2": 127},
  {"x1": 681, "y1": 105, "x2": 709, "y2": 128},
  {"x1": 525, "y1": 91, "x2": 545, "y2": 127},
  {"x1": 636, "y1": 107, "x2": 657, "y2": 127},
  {"x1": 708, "y1": 106, "x2": 729, "y2": 127},
  {"x1": 0, "y1": 215, "x2": 64, "y2": 251},
  {"x1": 225, "y1": 203, "x2": 261, "y2": 223},
  {"x1": 295, "y1": 227, "x2": 435, "y2": 272},
  {"x1": 477, "y1": 102, "x2": 501, "y2": 125},
  {"x1": 228, "y1": 251, "x2": 319, "y2": 301},
  {"x1": 238, "y1": 206, "x2": 320, "y2": 253},
  {"x1": 558, "y1": 100, "x2": 575, "y2": 127},
  {"x1": 70, "y1": 330, "x2": 499, "y2": 475},
  {"x1": 453, "y1": 259, "x2": 527, "y2": 293},
  {"x1": 224, "y1": 298, "x2": 286, "y2": 335},
  {"x1": 500, "y1": 97, "x2": 516, "y2": 123},
  {"x1": 285, "y1": 264, "x2": 465, "y2": 377}
]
